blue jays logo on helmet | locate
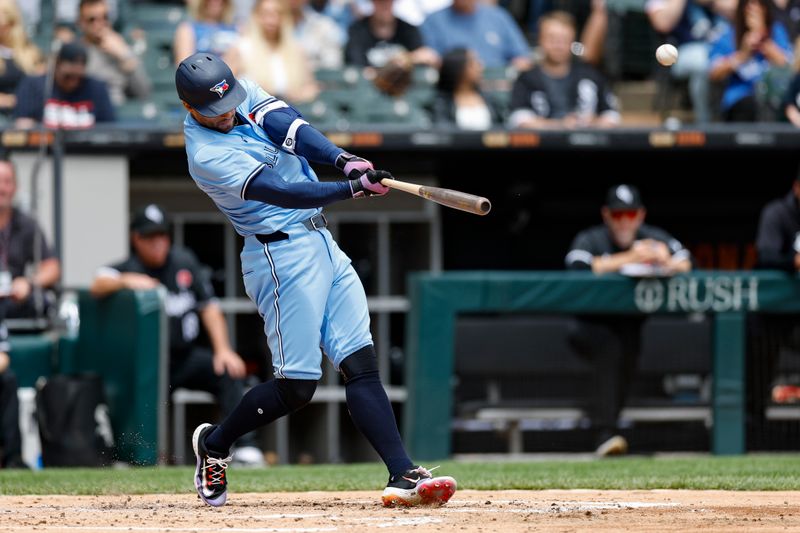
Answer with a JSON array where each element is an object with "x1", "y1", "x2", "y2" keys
[{"x1": 210, "y1": 79, "x2": 230, "y2": 98}]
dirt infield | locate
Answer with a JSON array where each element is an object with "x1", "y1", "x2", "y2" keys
[{"x1": 1, "y1": 490, "x2": 798, "y2": 532}]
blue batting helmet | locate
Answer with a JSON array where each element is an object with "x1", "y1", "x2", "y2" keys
[{"x1": 175, "y1": 53, "x2": 246, "y2": 117}]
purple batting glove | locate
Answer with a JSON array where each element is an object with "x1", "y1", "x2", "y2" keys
[
  {"x1": 335, "y1": 152, "x2": 373, "y2": 179},
  {"x1": 349, "y1": 169, "x2": 391, "y2": 198}
]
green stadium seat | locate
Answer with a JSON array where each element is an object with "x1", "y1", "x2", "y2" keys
[
  {"x1": 348, "y1": 95, "x2": 432, "y2": 129},
  {"x1": 116, "y1": 100, "x2": 164, "y2": 124},
  {"x1": 314, "y1": 66, "x2": 362, "y2": 89},
  {"x1": 294, "y1": 100, "x2": 343, "y2": 130},
  {"x1": 411, "y1": 65, "x2": 438, "y2": 86},
  {"x1": 131, "y1": 2, "x2": 186, "y2": 31}
]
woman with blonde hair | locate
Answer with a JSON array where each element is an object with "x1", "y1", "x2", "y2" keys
[
  {"x1": 0, "y1": 0, "x2": 42, "y2": 114},
  {"x1": 225, "y1": 0, "x2": 318, "y2": 103},
  {"x1": 174, "y1": 0, "x2": 239, "y2": 64}
]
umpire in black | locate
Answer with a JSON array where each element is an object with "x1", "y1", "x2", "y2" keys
[
  {"x1": 565, "y1": 184, "x2": 692, "y2": 456},
  {"x1": 90, "y1": 204, "x2": 264, "y2": 465}
]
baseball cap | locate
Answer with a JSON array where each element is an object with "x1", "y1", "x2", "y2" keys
[
  {"x1": 175, "y1": 53, "x2": 247, "y2": 117},
  {"x1": 130, "y1": 204, "x2": 170, "y2": 235},
  {"x1": 605, "y1": 184, "x2": 644, "y2": 210}
]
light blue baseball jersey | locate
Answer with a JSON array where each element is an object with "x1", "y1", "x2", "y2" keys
[
  {"x1": 184, "y1": 78, "x2": 320, "y2": 236},
  {"x1": 183, "y1": 78, "x2": 373, "y2": 380}
]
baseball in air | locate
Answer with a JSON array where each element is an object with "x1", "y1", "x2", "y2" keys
[{"x1": 656, "y1": 44, "x2": 678, "y2": 66}]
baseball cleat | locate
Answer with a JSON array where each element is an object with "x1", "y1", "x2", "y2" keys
[
  {"x1": 193, "y1": 423, "x2": 233, "y2": 507},
  {"x1": 381, "y1": 466, "x2": 457, "y2": 507}
]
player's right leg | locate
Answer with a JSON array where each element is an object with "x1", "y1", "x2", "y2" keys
[
  {"x1": 321, "y1": 243, "x2": 456, "y2": 506},
  {"x1": 193, "y1": 378, "x2": 317, "y2": 506},
  {"x1": 191, "y1": 231, "x2": 330, "y2": 506}
]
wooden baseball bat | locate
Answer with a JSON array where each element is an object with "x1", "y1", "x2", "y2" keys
[{"x1": 380, "y1": 178, "x2": 492, "y2": 216}]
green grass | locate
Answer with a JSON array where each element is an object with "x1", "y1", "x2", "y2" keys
[{"x1": 2, "y1": 455, "x2": 800, "y2": 495}]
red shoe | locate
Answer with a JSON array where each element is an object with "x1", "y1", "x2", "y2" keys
[
  {"x1": 381, "y1": 466, "x2": 457, "y2": 507},
  {"x1": 772, "y1": 385, "x2": 800, "y2": 404}
]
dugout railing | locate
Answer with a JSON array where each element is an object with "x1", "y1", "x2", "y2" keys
[{"x1": 404, "y1": 270, "x2": 800, "y2": 460}]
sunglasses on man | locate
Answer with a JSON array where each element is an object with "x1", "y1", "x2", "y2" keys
[{"x1": 608, "y1": 209, "x2": 640, "y2": 221}]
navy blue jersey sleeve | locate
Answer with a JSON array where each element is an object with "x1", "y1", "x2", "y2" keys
[
  {"x1": 247, "y1": 85, "x2": 342, "y2": 165},
  {"x1": 243, "y1": 165, "x2": 352, "y2": 208}
]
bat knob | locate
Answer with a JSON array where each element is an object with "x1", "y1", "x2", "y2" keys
[{"x1": 479, "y1": 199, "x2": 492, "y2": 215}]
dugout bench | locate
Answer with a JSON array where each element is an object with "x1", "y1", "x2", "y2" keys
[
  {"x1": 403, "y1": 270, "x2": 800, "y2": 460},
  {"x1": 450, "y1": 314, "x2": 713, "y2": 454}
]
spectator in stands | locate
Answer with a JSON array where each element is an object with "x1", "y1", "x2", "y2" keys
[
  {"x1": 782, "y1": 69, "x2": 800, "y2": 124},
  {"x1": 90, "y1": 204, "x2": 265, "y2": 466},
  {"x1": 345, "y1": 0, "x2": 438, "y2": 69},
  {"x1": 0, "y1": 159, "x2": 61, "y2": 320},
  {"x1": 773, "y1": 0, "x2": 800, "y2": 42},
  {"x1": 55, "y1": 0, "x2": 123, "y2": 31},
  {"x1": 77, "y1": 0, "x2": 150, "y2": 106},
  {"x1": 289, "y1": 0, "x2": 344, "y2": 70},
  {"x1": 507, "y1": 11, "x2": 619, "y2": 129},
  {"x1": 755, "y1": 175, "x2": 800, "y2": 272},
  {"x1": 174, "y1": 0, "x2": 240, "y2": 64},
  {"x1": 0, "y1": 0, "x2": 43, "y2": 118},
  {"x1": 226, "y1": 0, "x2": 318, "y2": 103},
  {"x1": 565, "y1": 184, "x2": 691, "y2": 456},
  {"x1": 534, "y1": 0, "x2": 609, "y2": 68},
  {"x1": 709, "y1": 0, "x2": 793, "y2": 122},
  {"x1": 432, "y1": 48, "x2": 504, "y2": 129},
  {"x1": 313, "y1": 0, "x2": 363, "y2": 31},
  {"x1": 420, "y1": 0, "x2": 533, "y2": 71},
  {"x1": 748, "y1": 175, "x2": 800, "y2": 434},
  {"x1": 646, "y1": 0, "x2": 725, "y2": 124},
  {"x1": 0, "y1": 320, "x2": 25, "y2": 468},
  {"x1": 13, "y1": 42, "x2": 115, "y2": 129}
]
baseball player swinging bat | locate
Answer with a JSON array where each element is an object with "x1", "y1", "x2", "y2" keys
[{"x1": 380, "y1": 178, "x2": 492, "y2": 216}]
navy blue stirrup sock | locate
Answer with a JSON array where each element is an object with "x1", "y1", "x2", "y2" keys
[
  {"x1": 204, "y1": 380, "x2": 290, "y2": 455},
  {"x1": 345, "y1": 370, "x2": 414, "y2": 477}
]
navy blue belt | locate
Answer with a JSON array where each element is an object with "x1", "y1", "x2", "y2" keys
[{"x1": 256, "y1": 213, "x2": 328, "y2": 244}]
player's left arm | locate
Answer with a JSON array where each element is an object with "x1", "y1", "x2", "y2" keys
[{"x1": 250, "y1": 95, "x2": 380, "y2": 181}]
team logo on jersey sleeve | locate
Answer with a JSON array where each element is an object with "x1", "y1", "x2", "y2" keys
[
  {"x1": 210, "y1": 80, "x2": 230, "y2": 98},
  {"x1": 176, "y1": 269, "x2": 194, "y2": 289}
]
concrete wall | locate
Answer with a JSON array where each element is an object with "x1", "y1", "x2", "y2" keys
[{"x1": 12, "y1": 154, "x2": 129, "y2": 288}]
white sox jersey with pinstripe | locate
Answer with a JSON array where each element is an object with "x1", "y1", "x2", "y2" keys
[{"x1": 183, "y1": 79, "x2": 373, "y2": 380}]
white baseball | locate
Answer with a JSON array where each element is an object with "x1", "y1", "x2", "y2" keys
[{"x1": 656, "y1": 44, "x2": 678, "y2": 66}]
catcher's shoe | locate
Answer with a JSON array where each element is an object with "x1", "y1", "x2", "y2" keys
[
  {"x1": 193, "y1": 423, "x2": 233, "y2": 507},
  {"x1": 381, "y1": 466, "x2": 457, "y2": 507}
]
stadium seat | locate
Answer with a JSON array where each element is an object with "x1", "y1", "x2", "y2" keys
[
  {"x1": 131, "y1": 3, "x2": 186, "y2": 32},
  {"x1": 411, "y1": 65, "x2": 438, "y2": 86},
  {"x1": 314, "y1": 66, "x2": 361, "y2": 89},
  {"x1": 294, "y1": 101, "x2": 345, "y2": 131},
  {"x1": 347, "y1": 94, "x2": 432, "y2": 129}
]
